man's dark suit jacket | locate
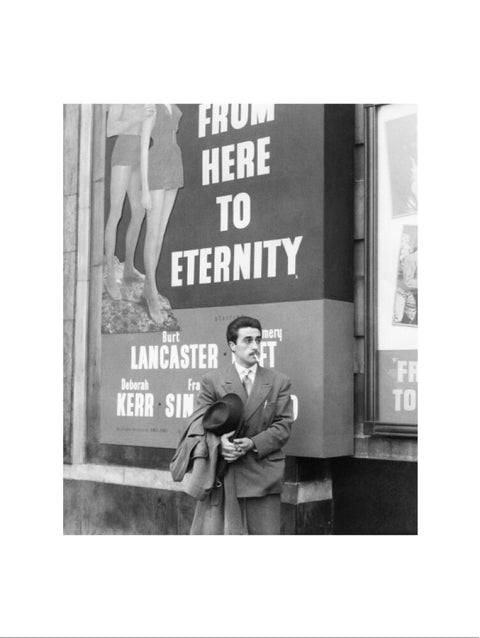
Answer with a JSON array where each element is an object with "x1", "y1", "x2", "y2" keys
[{"x1": 197, "y1": 364, "x2": 294, "y2": 498}]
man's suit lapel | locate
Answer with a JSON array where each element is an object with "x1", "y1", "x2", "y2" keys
[
  {"x1": 221, "y1": 365, "x2": 273, "y2": 422},
  {"x1": 221, "y1": 364, "x2": 248, "y2": 402},
  {"x1": 243, "y1": 366, "x2": 272, "y2": 422}
]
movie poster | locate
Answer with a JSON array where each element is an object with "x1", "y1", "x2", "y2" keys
[{"x1": 98, "y1": 104, "x2": 353, "y2": 453}]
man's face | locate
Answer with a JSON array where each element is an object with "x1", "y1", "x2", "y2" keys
[{"x1": 230, "y1": 327, "x2": 261, "y2": 368}]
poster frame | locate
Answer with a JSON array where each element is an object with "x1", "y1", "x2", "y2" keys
[{"x1": 364, "y1": 104, "x2": 418, "y2": 438}]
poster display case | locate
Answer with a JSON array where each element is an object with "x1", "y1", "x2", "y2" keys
[{"x1": 366, "y1": 104, "x2": 418, "y2": 436}]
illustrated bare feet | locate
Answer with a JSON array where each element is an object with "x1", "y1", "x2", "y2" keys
[
  {"x1": 105, "y1": 265, "x2": 122, "y2": 300},
  {"x1": 123, "y1": 267, "x2": 145, "y2": 284},
  {"x1": 145, "y1": 292, "x2": 168, "y2": 324},
  {"x1": 157, "y1": 293, "x2": 171, "y2": 310},
  {"x1": 141, "y1": 286, "x2": 170, "y2": 307}
]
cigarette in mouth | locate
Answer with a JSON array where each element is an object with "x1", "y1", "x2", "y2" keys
[{"x1": 254, "y1": 354, "x2": 260, "y2": 363}]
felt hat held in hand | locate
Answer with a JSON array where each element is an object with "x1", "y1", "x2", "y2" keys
[{"x1": 202, "y1": 393, "x2": 244, "y2": 436}]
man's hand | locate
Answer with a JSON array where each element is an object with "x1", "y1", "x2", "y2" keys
[
  {"x1": 233, "y1": 437, "x2": 255, "y2": 455},
  {"x1": 220, "y1": 431, "x2": 243, "y2": 463}
]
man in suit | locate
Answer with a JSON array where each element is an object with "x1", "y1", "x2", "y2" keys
[{"x1": 191, "y1": 315, "x2": 294, "y2": 535}]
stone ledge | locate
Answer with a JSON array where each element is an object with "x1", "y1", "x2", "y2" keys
[
  {"x1": 354, "y1": 434, "x2": 418, "y2": 462},
  {"x1": 63, "y1": 463, "x2": 332, "y2": 505},
  {"x1": 64, "y1": 463, "x2": 186, "y2": 493},
  {"x1": 282, "y1": 479, "x2": 332, "y2": 505}
]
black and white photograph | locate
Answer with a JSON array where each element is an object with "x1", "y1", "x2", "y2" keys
[
  {"x1": 393, "y1": 225, "x2": 418, "y2": 326},
  {"x1": 3, "y1": 1, "x2": 479, "y2": 637},
  {"x1": 386, "y1": 111, "x2": 418, "y2": 217},
  {"x1": 63, "y1": 103, "x2": 417, "y2": 536}
]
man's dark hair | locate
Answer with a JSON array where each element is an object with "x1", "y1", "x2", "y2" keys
[{"x1": 226, "y1": 316, "x2": 262, "y2": 344}]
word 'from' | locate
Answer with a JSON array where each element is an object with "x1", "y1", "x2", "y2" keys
[{"x1": 198, "y1": 104, "x2": 275, "y2": 137}]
